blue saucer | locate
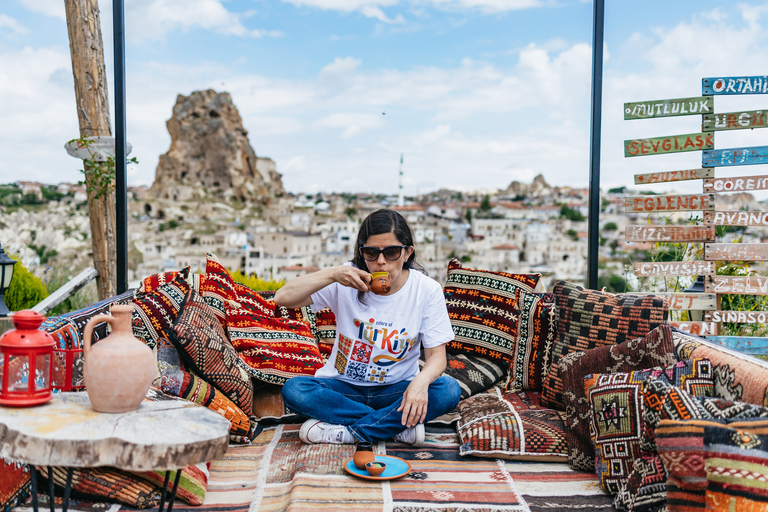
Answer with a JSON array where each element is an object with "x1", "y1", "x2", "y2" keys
[{"x1": 344, "y1": 454, "x2": 411, "y2": 480}]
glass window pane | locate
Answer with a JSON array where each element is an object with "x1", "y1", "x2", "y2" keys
[
  {"x1": 35, "y1": 354, "x2": 50, "y2": 391},
  {"x1": 9, "y1": 355, "x2": 29, "y2": 392}
]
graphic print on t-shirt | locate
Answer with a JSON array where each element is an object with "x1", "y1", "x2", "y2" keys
[{"x1": 337, "y1": 316, "x2": 416, "y2": 383}]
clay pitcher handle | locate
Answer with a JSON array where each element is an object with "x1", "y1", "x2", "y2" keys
[{"x1": 83, "y1": 314, "x2": 117, "y2": 358}]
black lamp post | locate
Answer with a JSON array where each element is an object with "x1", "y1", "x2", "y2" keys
[
  {"x1": 683, "y1": 275, "x2": 705, "y2": 322},
  {"x1": 0, "y1": 244, "x2": 17, "y2": 317}
]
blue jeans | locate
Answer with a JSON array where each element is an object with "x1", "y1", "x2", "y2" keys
[{"x1": 281, "y1": 375, "x2": 461, "y2": 443}]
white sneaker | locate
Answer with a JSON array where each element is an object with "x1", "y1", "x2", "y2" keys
[
  {"x1": 299, "y1": 419, "x2": 355, "y2": 444},
  {"x1": 394, "y1": 424, "x2": 425, "y2": 447}
]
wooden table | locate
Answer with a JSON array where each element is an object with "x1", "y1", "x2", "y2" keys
[{"x1": 0, "y1": 391, "x2": 230, "y2": 512}]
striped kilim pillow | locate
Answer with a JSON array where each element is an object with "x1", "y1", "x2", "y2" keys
[
  {"x1": 444, "y1": 259, "x2": 539, "y2": 367},
  {"x1": 657, "y1": 418, "x2": 768, "y2": 512},
  {"x1": 133, "y1": 270, "x2": 192, "y2": 349},
  {"x1": 704, "y1": 424, "x2": 768, "y2": 512}
]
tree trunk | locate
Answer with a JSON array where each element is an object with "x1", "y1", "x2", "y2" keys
[{"x1": 64, "y1": 0, "x2": 116, "y2": 300}]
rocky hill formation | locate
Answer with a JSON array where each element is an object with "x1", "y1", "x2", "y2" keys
[
  {"x1": 502, "y1": 173, "x2": 552, "y2": 197},
  {"x1": 148, "y1": 89, "x2": 285, "y2": 203}
]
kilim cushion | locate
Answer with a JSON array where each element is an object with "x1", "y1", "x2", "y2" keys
[
  {"x1": 421, "y1": 352, "x2": 509, "y2": 400},
  {"x1": 703, "y1": 424, "x2": 768, "y2": 512},
  {"x1": 171, "y1": 289, "x2": 254, "y2": 416},
  {"x1": 443, "y1": 258, "x2": 540, "y2": 366},
  {"x1": 315, "y1": 307, "x2": 337, "y2": 358},
  {"x1": 0, "y1": 459, "x2": 29, "y2": 512},
  {"x1": 37, "y1": 466, "x2": 160, "y2": 509},
  {"x1": 541, "y1": 282, "x2": 668, "y2": 410},
  {"x1": 508, "y1": 290, "x2": 557, "y2": 391},
  {"x1": 227, "y1": 302, "x2": 324, "y2": 386},
  {"x1": 158, "y1": 346, "x2": 255, "y2": 441},
  {"x1": 560, "y1": 323, "x2": 678, "y2": 472},
  {"x1": 64, "y1": 289, "x2": 135, "y2": 343},
  {"x1": 656, "y1": 418, "x2": 768, "y2": 512},
  {"x1": 639, "y1": 360, "x2": 716, "y2": 454},
  {"x1": 457, "y1": 386, "x2": 568, "y2": 461},
  {"x1": 132, "y1": 464, "x2": 209, "y2": 506},
  {"x1": 672, "y1": 327, "x2": 768, "y2": 406},
  {"x1": 659, "y1": 386, "x2": 768, "y2": 424},
  {"x1": 132, "y1": 270, "x2": 192, "y2": 349},
  {"x1": 613, "y1": 454, "x2": 668, "y2": 512},
  {"x1": 584, "y1": 359, "x2": 713, "y2": 495}
]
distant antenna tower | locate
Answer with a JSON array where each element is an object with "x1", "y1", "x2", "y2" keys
[{"x1": 398, "y1": 154, "x2": 404, "y2": 207}]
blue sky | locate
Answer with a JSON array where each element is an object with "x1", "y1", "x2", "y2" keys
[{"x1": 1, "y1": 0, "x2": 767, "y2": 196}]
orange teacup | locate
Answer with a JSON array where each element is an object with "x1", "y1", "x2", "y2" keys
[{"x1": 369, "y1": 272, "x2": 390, "y2": 295}]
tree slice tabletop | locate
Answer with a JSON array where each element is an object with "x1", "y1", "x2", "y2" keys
[{"x1": 0, "y1": 392, "x2": 230, "y2": 471}]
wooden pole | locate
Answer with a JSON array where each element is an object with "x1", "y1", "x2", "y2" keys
[{"x1": 64, "y1": 0, "x2": 116, "y2": 300}]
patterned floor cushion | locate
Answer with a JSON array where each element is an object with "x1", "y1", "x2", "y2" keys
[
  {"x1": 560, "y1": 323, "x2": 677, "y2": 472},
  {"x1": 0, "y1": 459, "x2": 29, "y2": 512},
  {"x1": 171, "y1": 289, "x2": 254, "y2": 416},
  {"x1": 704, "y1": 425, "x2": 768, "y2": 512},
  {"x1": 510, "y1": 290, "x2": 557, "y2": 391},
  {"x1": 584, "y1": 359, "x2": 714, "y2": 495},
  {"x1": 457, "y1": 387, "x2": 567, "y2": 461},
  {"x1": 37, "y1": 466, "x2": 159, "y2": 509},
  {"x1": 542, "y1": 282, "x2": 668, "y2": 411},
  {"x1": 64, "y1": 289, "x2": 135, "y2": 343},
  {"x1": 657, "y1": 418, "x2": 768, "y2": 512},
  {"x1": 133, "y1": 270, "x2": 192, "y2": 348},
  {"x1": 131, "y1": 464, "x2": 210, "y2": 506},
  {"x1": 613, "y1": 454, "x2": 667, "y2": 512},
  {"x1": 673, "y1": 327, "x2": 768, "y2": 406},
  {"x1": 443, "y1": 258, "x2": 540, "y2": 368},
  {"x1": 421, "y1": 352, "x2": 509, "y2": 400}
]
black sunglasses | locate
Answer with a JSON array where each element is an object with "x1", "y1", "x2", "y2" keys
[{"x1": 359, "y1": 245, "x2": 409, "y2": 261}]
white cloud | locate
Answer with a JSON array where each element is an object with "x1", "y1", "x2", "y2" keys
[
  {"x1": 0, "y1": 15, "x2": 27, "y2": 34},
  {"x1": 19, "y1": 0, "x2": 65, "y2": 20},
  {"x1": 117, "y1": 0, "x2": 276, "y2": 43},
  {"x1": 315, "y1": 113, "x2": 385, "y2": 138},
  {"x1": 282, "y1": 0, "x2": 544, "y2": 18}
]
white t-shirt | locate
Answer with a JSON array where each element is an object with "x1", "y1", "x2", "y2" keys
[{"x1": 310, "y1": 268, "x2": 453, "y2": 386}]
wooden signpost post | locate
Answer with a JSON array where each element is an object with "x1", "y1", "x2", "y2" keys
[{"x1": 623, "y1": 74, "x2": 768, "y2": 342}]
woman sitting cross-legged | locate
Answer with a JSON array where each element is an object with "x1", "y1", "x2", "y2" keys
[{"x1": 275, "y1": 209, "x2": 461, "y2": 447}]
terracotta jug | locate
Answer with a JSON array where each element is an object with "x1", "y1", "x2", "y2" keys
[
  {"x1": 369, "y1": 272, "x2": 391, "y2": 295},
  {"x1": 83, "y1": 305, "x2": 156, "y2": 413}
]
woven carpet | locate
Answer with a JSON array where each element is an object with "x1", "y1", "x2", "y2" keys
[{"x1": 13, "y1": 425, "x2": 614, "y2": 512}]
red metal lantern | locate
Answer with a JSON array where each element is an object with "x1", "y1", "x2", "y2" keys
[{"x1": 0, "y1": 310, "x2": 55, "y2": 407}]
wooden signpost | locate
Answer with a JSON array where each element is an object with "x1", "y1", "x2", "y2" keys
[
  {"x1": 634, "y1": 168, "x2": 713, "y2": 185},
  {"x1": 624, "y1": 75, "x2": 768, "y2": 342},
  {"x1": 632, "y1": 292, "x2": 717, "y2": 311},
  {"x1": 625, "y1": 225, "x2": 715, "y2": 242},
  {"x1": 705, "y1": 311, "x2": 768, "y2": 324},
  {"x1": 705, "y1": 211, "x2": 768, "y2": 227},
  {"x1": 702, "y1": 145, "x2": 768, "y2": 167},
  {"x1": 703, "y1": 174, "x2": 768, "y2": 193},
  {"x1": 624, "y1": 96, "x2": 712, "y2": 120},
  {"x1": 624, "y1": 194, "x2": 714, "y2": 213},
  {"x1": 668, "y1": 321, "x2": 718, "y2": 336},
  {"x1": 625, "y1": 132, "x2": 714, "y2": 157},
  {"x1": 704, "y1": 243, "x2": 768, "y2": 262},
  {"x1": 634, "y1": 261, "x2": 715, "y2": 278},
  {"x1": 702, "y1": 109, "x2": 768, "y2": 131},
  {"x1": 706, "y1": 276, "x2": 768, "y2": 295},
  {"x1": 703, "y1": 76, "x2": 768, "y2": 95}
]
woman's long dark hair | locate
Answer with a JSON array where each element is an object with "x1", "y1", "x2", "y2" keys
[{"x1": 352, "y1": 209, "x2": 424, "y2": 302}]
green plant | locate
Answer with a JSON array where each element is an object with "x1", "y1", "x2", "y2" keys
[
  {"x1": 230, "y1": 270, "x2": 286, "y2": 291},
  {"x1": 69, "y1": 136, "x2": 139, "y2": 199},
  {"x1": 717, "y1": 260, "x2": 768, "y2": 337},
  {"x1": 603, "y1": 222, "x2": 618, "y2": 231},
  {"x1": 4, "y1": 256, "x2": 48, "y2": 311},
  {"x1": 480, "y1": 195, "x2": 492, "y2": 212}
]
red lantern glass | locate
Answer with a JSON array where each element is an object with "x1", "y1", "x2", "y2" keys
[{"x1": 0, "y1": 310, "x2": 55, "y2": 407}]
